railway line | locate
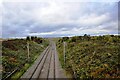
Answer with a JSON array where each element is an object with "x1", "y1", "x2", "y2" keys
[{"x1": 21, "y1": 41, "x2": 66, "y2": 79}]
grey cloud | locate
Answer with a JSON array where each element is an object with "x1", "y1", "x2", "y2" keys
[{"x1": 2, "y1": 2, "x2": 118, "y2": 38}]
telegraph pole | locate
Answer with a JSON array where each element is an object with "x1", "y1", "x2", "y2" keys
[
  {"x1": 63, "y1": 42, "x2": 66, "y2": 66},
  {"x1": 27, "y1": 41, "x2": 30, "y2": 59}
]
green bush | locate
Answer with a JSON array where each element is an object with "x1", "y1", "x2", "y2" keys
[
  {"x1": 57, "y1": 35, "x2": 120, "y2": 78},
  {"x1": 2, "y1": 38, "x2": 49, "y2": 79}
]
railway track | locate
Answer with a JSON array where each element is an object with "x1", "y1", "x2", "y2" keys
[{"x1": 21, "y1": 41, "x2": 66, "y2": 79}]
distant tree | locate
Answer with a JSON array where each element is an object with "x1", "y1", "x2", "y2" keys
[
  {"x1": 110, "y1": 35, "x2": 114, "y2": 37},
  {"x1": 26, "y1": 36, "x2": 30, "y2": 41},
  {"x1": 83, "y1": 34, "x2": 90, "y2": 41},
  {"x1": 62, "y1": 37, "x2": 69, "y2": 41},
  {"x1": 71, "y1": 36, "x2": 77, "y2": 42},
  {"x1": 31, "y1": 36, "x2": 34, "y2": 41},
  {"x1": 32, "y1": 37, "x2": 43, "y2": 44},
  {"x1": 84, "y1": 34, "x2": 87, "y2": 37},
  {"x1": 34, "y1": 36, "x2": 37, "y2": 41}
]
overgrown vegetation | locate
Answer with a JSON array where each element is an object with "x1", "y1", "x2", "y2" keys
[
  {"x1": 57, "y1": 34, "x2": 120, "y2": 79},
  {"x1": 2, "y1": 36, "x2": 49, "y2": 79}
]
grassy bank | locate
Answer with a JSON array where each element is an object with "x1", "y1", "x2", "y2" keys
[
  {"x1": 2, "y1": 38, "x2": 49, "y2": 79},
  {"x1": 57, "y1": 35, "x2": 120, "y2": 78}
]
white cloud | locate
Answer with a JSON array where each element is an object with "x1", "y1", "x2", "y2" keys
[
  {"x1": 32, "y1": 2, "x2": 83, "y2": 25},
  {"x1": 28, "y1": 26, "x2": 110, "y2": 37},
  {"x1": 2, "y1": 0, "x2": 120, "y2": 3},
  {"x1": 77, "y1": 13, "x2": 111, "y2": 26},
  {"x1": 2, "y1": 1, "x2": 118, "y2": 38},
  {"x1": 31, "y1": 2, "x2": 111, "y2": 26},
  {"x1": 0, "y1": 2, "x2": 2, "y2": 38}
]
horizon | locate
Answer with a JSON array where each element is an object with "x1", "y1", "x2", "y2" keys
[{"x1": 1, "y1": 34, "x2": 119, "y2": 39}]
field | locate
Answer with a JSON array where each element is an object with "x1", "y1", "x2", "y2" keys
[
  {"x1": 2, "y1": 37, "x2": 49, "y2": 79},
  {"x1": 57, "y1": 35, "x2": 120, "y2": 78}
]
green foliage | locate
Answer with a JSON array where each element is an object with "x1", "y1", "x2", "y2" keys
[
  {"x1": 26, "y1": 36, "x2": 47, "y2": 44},
  {"x1": 26, "y1": 36, "x2": 30, "y2": 41},
  {"x1": 57, "y1": 35, "x2": 120, "y2": 78},
  {"x1": 2, "y1": 38, "x2": 49, "y2": 79},
  {"x1": 11, "y1": 63, "x2": 30, "y2": 79},
  {"x1": 62, "y1": 37, "x2": 69, "y2": 41}
]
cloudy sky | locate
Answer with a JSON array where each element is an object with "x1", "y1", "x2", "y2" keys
[{"x1": 1, "y1": 0, "x2": 119, "y2": 38}]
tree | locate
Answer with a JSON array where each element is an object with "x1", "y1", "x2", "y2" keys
[
  {"x1": 26, "y1": 36, "x2": 30, "y2": 41},
  {"x1": 83, "y1": 34, "x2": 90, "y2": 41},
  {"x1": 62, "y1": 37, "x2": 69, "y2": 41},
  {"x1": 31, "y1": 36, "x2": 34, "y2": 41},
  {"x1": 71, "y1": 36, "x2": 77, "y2": 42}
]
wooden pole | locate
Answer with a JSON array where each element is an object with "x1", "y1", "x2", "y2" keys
[
  {"x1": 27, "y1": 42, "x2": 30, "y2": 59},
  {"x1": 63, "y1": 42, "x2": 66, "y2": 66}
]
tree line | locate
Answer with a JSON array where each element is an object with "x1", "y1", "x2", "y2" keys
[
  {"x1": 58, "y1": 34, "x2": 119, "y2": 43},
  {"x1": 26, "y1": 36, "x2": 43, "y2": 44}
]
